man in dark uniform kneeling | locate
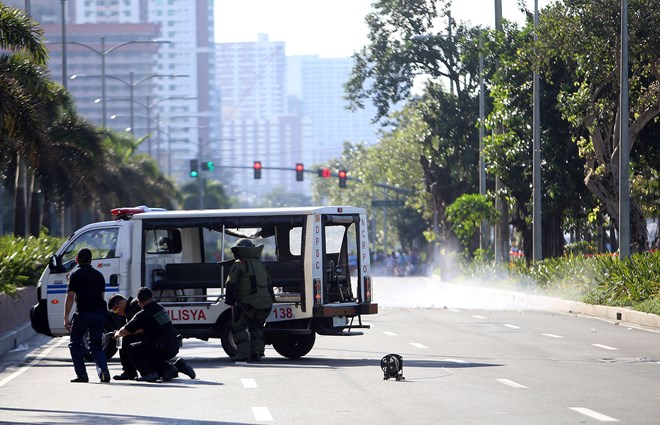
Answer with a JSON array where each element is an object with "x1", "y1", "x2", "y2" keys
[
  {"x1": 108, "y1": 293, "x2": 141, "y2": 380},
  {"x1": 113, "y1": 287, "x2": 195, "y2": 382}
]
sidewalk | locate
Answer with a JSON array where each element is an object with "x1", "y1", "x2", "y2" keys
[
  {"x1": 512, "y1": 290, "x2": 660, "y2": 330},
  {"x1": 0, "y1": 287, "x2": 38, "y2": 358}
]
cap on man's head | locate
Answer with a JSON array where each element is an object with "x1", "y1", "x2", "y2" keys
[
  {"x1": 137, "y1": 287, "x2": 154, "y2": 302},
  {"x1": 77, "y1": 248, "x2": 92, "y2": 263},
  {"x1": 108, "y1": 294, "x2": 126, "y2": 311}
]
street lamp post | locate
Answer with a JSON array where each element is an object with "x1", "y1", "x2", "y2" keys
[
  {"x1": 67, "y1": 37, "x2": 172, "y2": 128},
  {"x1": 98, "y1": 96, "x2": 197, "y2": 155},
  {"x1": 71, "y1": 72, "x2": 188, "y2": 136}
]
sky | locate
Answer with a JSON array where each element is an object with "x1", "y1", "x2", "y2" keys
[{"x1": 214, "y1": 0, "x2": 555, "y2": 58}]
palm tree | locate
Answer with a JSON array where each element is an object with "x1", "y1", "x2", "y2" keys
[
  {"x1": 0, "y1": 4, "x2": 49, "y2": 236},
  {"x1": 181, "y1": 178, "x2": 231, "y2": 210},
  {"x1": 93, "y1": 129, "x2": 180, "y2": 217}
]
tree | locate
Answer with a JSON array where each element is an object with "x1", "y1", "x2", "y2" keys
[
  {"x1": 180, "y1": 178, "x2": 230, "y2": 210},
  {"x1": 0, "y1": 5, "x2": 49, "y2": 236},
  {"x1": 95, "y1": 130, "x2": 181, "y2": 215},
  {"x1": 446, "y1": 193, "x2": 499, "y2": 257},
  {"x1": 537, "y1": 0, "x2": 660, "y2": 252},
  {"x1": 346, "y1": 0, "x2": 485, "y2": 248},
  {"x1": 485, "y1": 17, "x2": 595, "y2": 260}
]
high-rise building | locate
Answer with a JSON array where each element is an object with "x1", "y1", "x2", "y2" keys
[
  {"x1": 287, "y1": 55, "x2": 381, "y2": 165},
  {"x1": 216, "y1": 34, "x2": 313, "y2": 203},
  {"x1": 17, "y1": 0, "x2": 218, "y2": 185}
]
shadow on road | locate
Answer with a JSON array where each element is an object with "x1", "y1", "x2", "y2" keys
[{"x1": 0, "y1": 406, "x2": 249, "y2": 425}]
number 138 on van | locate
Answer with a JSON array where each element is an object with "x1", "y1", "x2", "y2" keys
[{"x1": 270, "y1": 306, "x2": 294, "y2": 320}]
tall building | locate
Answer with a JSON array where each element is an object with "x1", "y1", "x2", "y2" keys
[
  {"x1": 287, "y1": 55, "x2": 381, "y2": 165},
  {"x1": 216, "y1": 34, "x2": 313, "y2": 203},
  {"x1": 17, "y1": 0, "x2": 218, "y2": 185}
]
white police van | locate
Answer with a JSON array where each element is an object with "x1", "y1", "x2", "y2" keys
[{"x1": 30, "y1": 206, "x2": 378, "y2": 359}]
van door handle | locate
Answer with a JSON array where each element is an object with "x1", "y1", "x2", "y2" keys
[{"x1": 109, "y1": 274, "x2": 119, "y2": 286}]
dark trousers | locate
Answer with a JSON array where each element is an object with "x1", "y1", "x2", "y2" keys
[
  {"x1": 231, "y1": 304, "x2": 271, "y2": 360},
  {"x1": 126, "y1": 340, "x2": 178, "y2": 376},
  {"x1": 68, "y1": 312, "x2": 109, "y2": 379},
  {"x1": 118, "y1": 334, "x2": 143, "y2": 376}
]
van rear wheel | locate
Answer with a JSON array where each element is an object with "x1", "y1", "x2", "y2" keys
[
  {"x1": 271, "y1": 333, "x2": 316, "y2": 359},
  {"x1": 219, "y1": 321, "x2": 239, "y2": 358}
]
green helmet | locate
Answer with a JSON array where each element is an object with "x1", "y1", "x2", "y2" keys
[{"x1": 231, "y1": 238, "x2": 263, "y2": 259}]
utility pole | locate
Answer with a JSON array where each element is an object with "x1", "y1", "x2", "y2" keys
[
  {"x1": 493, "y1": 0, "x2": 509, "y2": 263},
  {"x1": 619, "y1": 0, "x2": 630, "y2": 258},
  {"x1": 532, "y1": 0, "x2": 542, "y2": 261},
  {"x1": 479, "y1": 31, "x2": 487, "y2": 250}
]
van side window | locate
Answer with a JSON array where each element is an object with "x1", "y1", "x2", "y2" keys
[
  {"x1": 62, "y1": 228, "x2": 119, "y2": 266},
  {"x1": 289, "y1": 227, "x2": 303, "y2": 256},
  {"x1": 324, "y1": 226, "x2": 346, "y2": 254},
  {"x1": 146, "y1": 229, "x2": 182, "y2": 254}
]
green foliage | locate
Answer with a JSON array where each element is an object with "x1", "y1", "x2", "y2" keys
[
  {"x1": 535, "y1": 0, "x2": 660, "y2": 250},
  {"x1": 446, "y1": 194, "x2": 499, "y2": 256},
  {"x1": 584, "y1": 252, "x2": 660, "y2": 309},
  {"x1": 465, "y1": 251, "x2": 660, "y2": 314},
  {"x1": 0, "y1": 235, "x2": 65, "y2": 295},
  {"x1": 564, "y1": 241, "x2": 598, "y2": 256}
]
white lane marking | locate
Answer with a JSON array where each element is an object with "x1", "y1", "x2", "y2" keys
[
  {"x1": 496, "y1": 379, "x2": 528, "y2": 389},
  {"x1": 252, "y1": 407, "x2": 273, "y2": 422},
  {"x1": 503, "y1": 324, "x2": 521, "y2": 329},
  {"x1": 409, "y1": 342, "x2": 428, "y2": 349},
  {"x1": 542, "y1": 333, "x2": 565, "y2": 338},
  {"x1": 569, "y1": 407, "x2": 619, "y2": 422},
  {"x1": 0, "y1": 338, "x2": 66, "y2": 388},
  {"x1": 592, "y1": 343, "x2": 618, "y2": 351},
  {"x1": 242, "y1": 378, "x2": 257, "y2": 388},
  {"x1": 382, "y1": 331, "x2": 398, "y2": 336},
  {"x1": 448, "y1": 308, "x2": 461, "y2": 313},
  {"x1": 472, "y1": 315, "x2": 487, "y2": 319}
]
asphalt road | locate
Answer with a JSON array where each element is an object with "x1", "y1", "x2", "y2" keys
[{"x1": 1, "y1": 276, "x2": 659, "y2": 424}]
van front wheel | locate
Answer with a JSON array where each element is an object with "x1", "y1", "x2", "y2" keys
[{"x1": 271, "y1": 333, "x2": 316, "y2": 359}]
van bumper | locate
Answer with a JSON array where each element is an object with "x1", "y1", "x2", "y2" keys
[
  {"x1": 313, "y1": 303, "x2": 378, "y2": 317},
  {"x1": 30, "y1": 300, "x2": 53, "y2": 336}
]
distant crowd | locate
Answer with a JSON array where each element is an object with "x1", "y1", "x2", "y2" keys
[{"x1": 370, "y1": 249, "x2": 430, "y2": 276}]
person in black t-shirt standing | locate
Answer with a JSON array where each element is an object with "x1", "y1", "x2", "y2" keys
[
  {"x1": 64, "y1": 248, "x2": 111, "y2": 383},
  {"x1": 114, "y1": 287, "x2": 194, "y2": 382}
]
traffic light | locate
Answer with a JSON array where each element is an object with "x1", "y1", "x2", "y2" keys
[
  {"x1": 253, "y1": 161, "x2": 262, "y2": 179},
  {"x1": 295, "y1": 163, "x2": 304, "y2": 181},
  {"x1": 203, "y1": 161, "x2": 214, "y2": 171},
  {"x1": 318, "y1": 168, "x2": 331, "y2": 178},
  {"x1": 189, "y1": 159, "x2": 199, "y2": 178},
  {"x1": 338, "y1": 169, "x2": 347, "y2": 188}
]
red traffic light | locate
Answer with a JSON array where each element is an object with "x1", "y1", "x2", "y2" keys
[
  {"x1": 295, "y1": 163, "x2": 304, "y2": 172},
  {"x1": 253, "y1": 161, "x2": 262, "y2": 179},
  {"x1": 295, "y1": 163, "x2": 304, "y2": 181},
  {"x1": 318, "y1": 168, "x2": 331, "y2": 178},
  {"x1": 338, "y1": 170, "x2": 347, "y2": 188}
]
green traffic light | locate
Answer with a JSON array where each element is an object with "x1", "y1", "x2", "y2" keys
[
  {"x1": 206, "y1": 161, "x2": 215, "y2": 171},
  {"x1": 190, "y1": 170, "x2": 199, "y2": 178}
]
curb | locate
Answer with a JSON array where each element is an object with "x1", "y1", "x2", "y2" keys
[
  {"x1": 511, "y1": 292, "x2": 660, "y2": 330},
  {"x1": 0, "y1": 321, "x2": 37, "y2": 357}
]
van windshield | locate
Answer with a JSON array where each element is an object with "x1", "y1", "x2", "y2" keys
[{"x1": 62, "y1": 227, "x2": 119, "y2": 265}]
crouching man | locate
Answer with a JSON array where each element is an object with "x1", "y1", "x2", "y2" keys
[{"x1": 113, "y1": 287, "x2": 195, "y2": 382}]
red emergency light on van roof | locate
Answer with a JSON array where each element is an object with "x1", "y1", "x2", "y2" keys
[{"x1": 111, "y1": 206, "x2": 165, "y2": 219}]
